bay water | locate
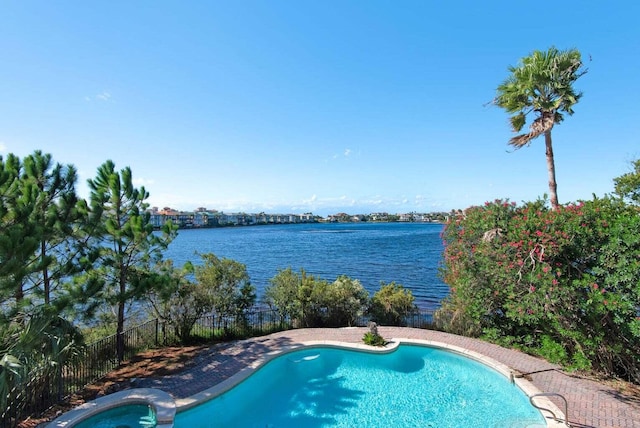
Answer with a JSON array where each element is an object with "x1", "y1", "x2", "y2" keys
[{"x1": 164, "y1": 222, "x2": 449, "y2": 310}]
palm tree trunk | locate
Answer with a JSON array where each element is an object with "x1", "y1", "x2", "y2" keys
[{"x1": 544, "y1": 130, "x2": 559, "y2": 210}]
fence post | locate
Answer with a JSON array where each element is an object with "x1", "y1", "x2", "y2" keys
[{"x1": 155, "y1": 318, "x2": 159, "y2": 346}]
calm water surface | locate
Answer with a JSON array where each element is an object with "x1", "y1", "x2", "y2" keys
[
  {"x1": 164, "y1": 222, "x2": 448, "y2": 310},
  {"x1": 175, "y1": 345, "x2": 544, "y2": 427}
]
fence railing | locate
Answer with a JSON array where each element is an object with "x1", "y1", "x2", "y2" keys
[{"x1": 3, "y1": 308, "x2": 436, "y2": 427}]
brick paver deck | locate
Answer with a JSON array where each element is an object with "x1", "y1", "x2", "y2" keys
[{"x1": 135, "y1": 327, "x2": 640, "y2": 427}]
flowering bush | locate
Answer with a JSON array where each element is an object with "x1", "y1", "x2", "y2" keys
[{"x1": 439, "y1": 197, "x2": 640, "y2": 382}]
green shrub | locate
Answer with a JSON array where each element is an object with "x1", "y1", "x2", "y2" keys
[
  {"x1": 363, "y1": 331, "x2": 386, "y2": 346},
  {"x1": 537, "y1": 335, "x2": 568, "y2": 364},
  {"x1": 369, "y1": 282, "x2": 417, "y2": 326},
  {"x1": 440, "y1": 197, "x2": 640, "y2": 383},
  {"x1": 265, "y1": 269, "x2": 368, "y2": 328}
]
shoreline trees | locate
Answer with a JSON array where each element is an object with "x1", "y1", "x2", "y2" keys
[
  {"x1": 0, "y1": 152, "x2": 87, "y2": 421},
  {"x1": 0, "y1": 153, "x2": 180, "y2": 422},
  {"x1": 265, "y1": 268, "x2": 416, "y2": 328},
  {"x1": 85, "y1": 160, "x2": 177, "y2": 362}
]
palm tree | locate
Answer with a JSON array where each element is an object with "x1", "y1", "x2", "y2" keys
[
  {"x1": 0, "y1": 309, "x2": 84, "y2": 420},
  {"x1": 495, "y1": 47, "x2": 587, "y2": 209}
]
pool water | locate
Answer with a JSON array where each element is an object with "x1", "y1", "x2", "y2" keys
[
  {"x1": 174, "y1": 345, "x2": 546, "y2": 427},
  {"x1": 74, "y1": 403, "x2": 156, "y2": 428}
]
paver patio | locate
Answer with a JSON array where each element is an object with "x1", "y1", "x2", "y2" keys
[{"x1": 133, "y1": 327, "x2": 640, "y2": 428}]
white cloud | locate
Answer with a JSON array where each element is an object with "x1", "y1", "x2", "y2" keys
[
  {"x1": 85, "y1": 91, "x2": 113, "y2": 102},
  {"x1": 0, "y1": 142, "x2": 6, "y2": 153},
  {"x1": 97, "y1": 91, "x2": 111, "y2": 101},
  {"x1": 133, "y1": 177, "x2": 155, "y2": 186},
  {"x1": 330, "y1": 148, "x2": 355, "y2": 161}
]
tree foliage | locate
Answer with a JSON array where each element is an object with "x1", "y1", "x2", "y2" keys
[
  {"x1": 0, "y1": 154, "x2": 38, "y2": 316},
  {"x1": 85, "y1": 160, "x2": 176, "y2": 361},
  {"x1": 193, "y1": 253, "x2": 256, "y2": 332},
  {"x1": 369, "y1": 282, "x2": 417, "y2": 326},
  {"x1": 614, "y1": 159, "x2": 640, "y2": 205},
  {"x1": 495, "y1": 47, "x2": 587, "y2": 209},
  {"x1": 21, "y1": 151, "x2": 86, "y2": 309},
  {"x1": 145, "y1": 260, "x2": 206, "y2": 344},
  {"x1": 0, "y1": 151, "x2": 89, "y2": 423},
  {"x1": 439, "y1": 197, "x2": 640, "y2": 382},
  {"x1": 265, "y1": 268, "x2": 369, "y2": 328},
  {"x1": 264, "y1": 267, "x2": 300, "y2": 324}
]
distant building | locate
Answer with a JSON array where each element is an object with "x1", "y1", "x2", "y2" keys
[{"x1": 148, "y1": 208, "x2": 319, "y2": 229}]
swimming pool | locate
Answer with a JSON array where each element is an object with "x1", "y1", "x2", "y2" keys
[
  {"x1": 174, "y1": 343, "x2": 548, "y2": 427},
  {"x1": 47, "y1": 388, "x2": 175, "y2": 428},
  {"x1": 73, "y1": 404, "x2": 155, "y2": 428}
]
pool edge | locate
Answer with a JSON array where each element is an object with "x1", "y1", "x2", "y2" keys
[{"x1": 174, "y1": 338, "x2": 566, "y2": 428}]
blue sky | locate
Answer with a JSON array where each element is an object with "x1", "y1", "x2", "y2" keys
[{"x1": 1, "y1": 1, "x2": 638, "y2": 216}]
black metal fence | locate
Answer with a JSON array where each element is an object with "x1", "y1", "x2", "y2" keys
[{"x1": 3, "y1": 308, "x2": 436, "y2": 427}]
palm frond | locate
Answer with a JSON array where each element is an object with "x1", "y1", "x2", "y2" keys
[
  {"x1": 509, "y1": 113, "x2": 526, "y2": 132},
  {"x1": 508, "y1": 112, "x2": 554, "y2": 148}
]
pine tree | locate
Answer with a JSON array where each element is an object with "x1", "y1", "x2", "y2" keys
[{"x1": 86, "y1": 160, "x2": 176, "y2": 362}]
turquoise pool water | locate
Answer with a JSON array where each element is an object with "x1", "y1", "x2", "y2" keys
[
  {"x1": 174, "y1": 345, "x2": 546, "y2": 427},
  {"x1": 74, "y1": 403, "x2": 156, "y2": 428}
]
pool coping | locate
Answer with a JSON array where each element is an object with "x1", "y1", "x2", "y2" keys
[
  {"x1": 46, "y1": 388, "x2": 176, "y2": 428},
  {"x1": 174, "y1": 338, "x2": 567, "y2": 428}
]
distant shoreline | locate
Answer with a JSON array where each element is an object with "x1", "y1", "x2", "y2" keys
[
  {"x1": 157, "y1": 218, "x2": 446, "y2": 231},
  {"x1": 150, "y1": 209, "x2": 449, "y2": 230}
]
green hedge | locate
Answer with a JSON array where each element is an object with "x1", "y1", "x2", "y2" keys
[{"x1": 439, "y1": 197, "x2": 640, "y2": 383}]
